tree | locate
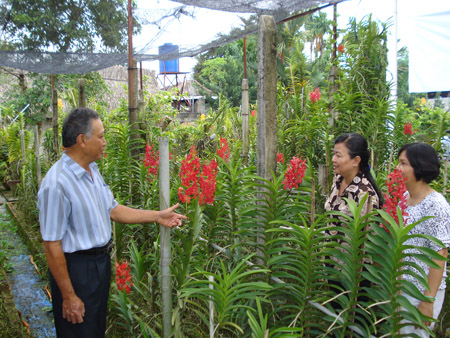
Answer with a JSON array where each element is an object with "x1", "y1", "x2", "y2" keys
[
  {"x1": 276, "y1": 13, "x2": 310, "y2": 87},
  {"x1": 2, "y1": 72, "x2": 110, "y2": 125},
  {"x1": 304, "y1": 11, "x2": 331, "y2": 59},
  {"x1": 0, "y1": 0, "x2": 136, "y2": 52},
  {"x1": 194, "y1": 17, "x2": 258, "y2": 109},
  {"x1": 193, "y1": 13, "x2": 333, "y2": 109}
]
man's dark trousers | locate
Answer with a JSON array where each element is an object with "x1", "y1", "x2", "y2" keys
[{"x1": 49, "y1": 252, "x2": 111, "y2": 338}]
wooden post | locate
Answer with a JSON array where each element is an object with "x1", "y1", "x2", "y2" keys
[
  {"x1": 78, "y1": 79, "x2": 86, "y2": 108},
  {"x1": 128, "y1": 58, "x2": 140, "y2": 159},
  {"x1": 318, "y1": 164, "x2": 329, "y2": 196},
  {"x1": 256, "y1": 15, "x2": 277, "y2": 265},
  {"x1": 128, "y1": 59, "x2": 140, "y2": 202},
  {"x1": 52, "y1": 89, "x2": 59, "y2": 157},
  {"x1": 328, "y1": 4, "x2": 338, "y2": 127}
]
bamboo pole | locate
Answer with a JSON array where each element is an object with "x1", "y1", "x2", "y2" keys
[
  {"x1": 159, "y1": 137, "x2": 172, "y2": 337},
  {"x1": 19, "y1": 114, "x2": 26, "y2": 165},
  {"x1": 34, "y1": 125, "x2": 41, "y2": 186},
  {"x1": 209, "y1": 275, "x2": 214, "y2": 338},
  {"x1": 242, "y1": 36, "x2": 249, "y2": 161},
  {"x1": 241, "y1": 78, "x2": 249, "y2": 161},
  {"x1": 310, "y1": 177, "x2": 315, "y2": 225},
  {"x1": 443, "y1": 156, "x2": 448, "y2": 195}
]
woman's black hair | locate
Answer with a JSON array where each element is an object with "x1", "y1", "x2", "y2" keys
[
  {"x1": 335, "y1": 133, "x2": 384, "y2": 205},
  {"x1": 398, "y1": 143, "x2": 440, "y2": 183},
  {"x1": 62, "y1": 107, "x2": 100, "y2": 148}
]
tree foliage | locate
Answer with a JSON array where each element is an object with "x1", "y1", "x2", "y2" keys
[
  {"x1": 0, "y1": 0, "x2": 136, "y2": 52},
  {"x1": 2, "y1": 72, "x2": 110, "y2": 126},
  {"x1": 194, "y1": 16, "x2": 258, "y2": 109}
]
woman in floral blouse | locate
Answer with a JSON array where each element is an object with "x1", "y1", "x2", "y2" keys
[
  {"x1": 323, "y1": 133, "x2": 383, "y2": 310},
  {"x1": 398, "y1": 143, "x2": 450, "y2": 338},
  {"x1": 325, "y1": 133, "x2": 383, "y2": 218}
]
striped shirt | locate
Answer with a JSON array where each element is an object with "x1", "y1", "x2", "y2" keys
[{"x1": 37, "y1": 152, "x2": 118, "y2": 253}]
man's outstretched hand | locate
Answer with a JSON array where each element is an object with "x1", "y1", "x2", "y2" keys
[{"x1": 157, "y1": 203, "x2": 187, "y2": 228}]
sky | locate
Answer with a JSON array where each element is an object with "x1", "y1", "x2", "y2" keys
[
  {"x1": 135, "y1": 0, "x2": 447, "y2": 79},
  {"x1": 135, "y1": 0, "x2": 248, "y2": 73}
]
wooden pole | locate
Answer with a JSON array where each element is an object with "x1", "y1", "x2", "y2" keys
[
  {"x1": 127, "y1": 0, "x2": 140, "y2": 183},
  {"x1": 256, "y1": 15, "x2": 277, "y2": 266},
  {"x1": 78, "y1": 79, "x2": 86, "y2": 108},
  {"x1": 243, "y1": 37, "x2": 247, "y2": 80},
  {"x1": 128, "y1": 0, "x2": 136, "y2": 126},
  {"x1": 52, "y1": 89, "x2": 59, "y2": 157},
  {"x1": 328, "y1": 4, "x2": 338, "y2": 127}
]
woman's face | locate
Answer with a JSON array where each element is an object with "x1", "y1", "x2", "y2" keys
[
  {"x1": 397, "y1": 150, "x2": 415, "y2": 184},
  {"x1": 332, "y1": 142, "x2": 360, "y2": 179}
]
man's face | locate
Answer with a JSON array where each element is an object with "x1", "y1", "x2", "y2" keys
[{"x1": 82, "y1": 118, "x2": 106, "y2": 162}]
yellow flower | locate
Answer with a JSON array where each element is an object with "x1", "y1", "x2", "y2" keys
[
  {"x1": 199, "y1": 114, "x2": 205, "y2": 120},
  {"x1": 420, "y1": 97, "x2": 426, "y2": 105},
  {"x1": 57, "y1": 98, "x2": 63, "y2": 108}
]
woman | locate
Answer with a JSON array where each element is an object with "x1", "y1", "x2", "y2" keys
[
  {"x1": 324, "y1": 133, "x2": 383, "y2": 311},
  {"x1": 325, "y1": 133, "x2": 383, "y2": 217},
  {"x1": 397, "y1": 143, "x2": 450, "y2": 337}
]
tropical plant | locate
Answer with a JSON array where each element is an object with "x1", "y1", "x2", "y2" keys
[
  {"x1": 180, "y1": 255, "x2": 272, "y2": 336},
  {"x1": 332, "y1": 16, "x2": 392, "y2": 170},
  {"x1": 109, "y1": 239, "x2": 162, "y2": 337},
  {"x1": 4, "y1": 7, "x2": 450, "y2": 338},
  {"x1": 266, "y1": 213, "x2": 332, "y2": 336},
  {"x1": 364, "y1": 207, "x2": 446, "y2": 337},
  {"x1": 4, "y1": 114, "x2": 31, "y2": 182},
  {"x1": 206, "y1": 157, "x2": 255, "y2": 263}
]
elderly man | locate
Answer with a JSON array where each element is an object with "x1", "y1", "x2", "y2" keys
[{"x1": 37, "y1": 107, "x2": 186, "y2": 337}]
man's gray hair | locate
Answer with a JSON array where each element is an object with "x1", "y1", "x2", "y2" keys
[{"x1": 62, "y1": 108, "x2": 100, "y2": 148}]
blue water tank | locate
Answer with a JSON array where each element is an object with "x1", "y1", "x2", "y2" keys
[{"x1": 159, "y1": 43, "x2": 179, "y2": 73}]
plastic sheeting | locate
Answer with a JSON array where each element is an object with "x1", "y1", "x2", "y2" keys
[{"x1": 408, "y1": 6, "x2": 450, "y2": 93}]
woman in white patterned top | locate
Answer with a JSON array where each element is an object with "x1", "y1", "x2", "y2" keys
[{"x1": 398, "y1": 142, "x2": 450, "y2": 338}]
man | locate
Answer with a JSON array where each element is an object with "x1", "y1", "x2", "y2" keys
[{"x1": 37, "y1": 107, "x2": 186, "y2": 337}]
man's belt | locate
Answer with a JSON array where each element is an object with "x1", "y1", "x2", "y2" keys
[{"x1": 70, "y1": 239, "x2": 114, "y2": 256}]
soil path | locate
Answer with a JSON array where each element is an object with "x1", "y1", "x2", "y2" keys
[{"x1": 0, "y1": 193, "x2": 56, "y2": 337}]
